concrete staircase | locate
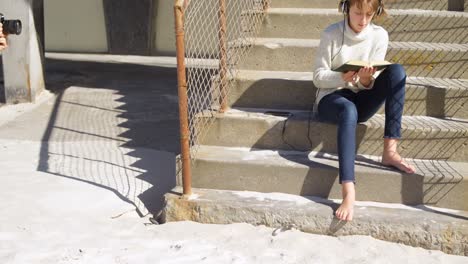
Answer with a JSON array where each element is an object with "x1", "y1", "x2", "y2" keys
[
  {"x1": 167, "y1": 0, "x2": 468, "y2": 255},
  {"x1": 190, "y1": 0, "x2": 468, "y2": 209},
  {"x1": 194, "y1": 3, "x2": 468, "y2": 207}
]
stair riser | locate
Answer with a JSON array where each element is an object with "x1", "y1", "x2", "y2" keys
[
  {"x1": 401, "y1": 85, "x2": 468, "y2": 119},
  {"x1": 270, "y1": 0, "x2": 468, "y2": 11},
  {"x1": 259, "y1": 12, "x2": 468, "y2": 44},
  {"x1": 199, "y1": 115, "x2": 468, "y2": 161},
  {"x1": 225, "y1": 78, "x2": 316, "y2": 110},
  {"x1": 238, "y1": 45, "x2": 468, "y2": 79},
  {"x1": 191, "y1": 158, "x2": 468, "y2": 210},
  {"x1": 227, "y1": 78, "x2": 468, "y2": 119}
]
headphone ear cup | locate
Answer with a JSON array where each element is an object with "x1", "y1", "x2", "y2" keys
[
  {"x1": 340, "y1": 0, "x2": 348, "y2": 14},
  {"x1": 376, "y1": 5, "x2": 382, "y2": 16},
  {"x1": 376, "y1": 0, "x2": 383, "y2": 16}
]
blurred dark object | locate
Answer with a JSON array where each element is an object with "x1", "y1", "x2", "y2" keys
[{"x1": 0, "y1": 13, "x2": 22, "y2": 35}]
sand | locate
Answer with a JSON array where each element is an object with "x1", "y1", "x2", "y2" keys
[{"x1": 0, "y1": 140, "x2": 466, "y2": 263}]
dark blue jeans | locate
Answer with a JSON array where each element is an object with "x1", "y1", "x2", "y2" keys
[{"x1": 317, "y1": 64, "x2": 406, "y2": 184}]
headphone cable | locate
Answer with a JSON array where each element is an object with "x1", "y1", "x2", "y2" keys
[{"x1": 281, "y1": 11, "x2": 347, "y2": 153}]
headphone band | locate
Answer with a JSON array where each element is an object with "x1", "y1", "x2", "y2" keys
[{"x1": 340, "y1": 0, "x2": 383, "y2": 16}]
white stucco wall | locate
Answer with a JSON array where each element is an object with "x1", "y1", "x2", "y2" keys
[
  {"x1": 44, "y1": 0, "x2": 108, "y2": 52},
  {"x1": 153, "y1": 0, "x2": 176, "y2": 55},
  {"x1": 43, "y1": 0, "x2": 240, "y2": 55}
]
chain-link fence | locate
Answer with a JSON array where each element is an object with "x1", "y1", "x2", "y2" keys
[
  {"x1": 177, "y1": 0, "x2": 466, "y2": 160},
  {"x1": 378, "y1": 1, "x2": 468, "y2": 80},
  {"x1": 174, "y1": 0, "x2": 467, "y2": 194},
  {"x1": 385, "y1": 0, "x2": 467, "y2": 10},
  {"x1": 178, "y1": 0, "x2": 270, "y2": 159}
]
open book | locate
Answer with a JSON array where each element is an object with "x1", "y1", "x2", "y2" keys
[{"x1": 333, "y1": 60, "x2": 392, "y2": 72}]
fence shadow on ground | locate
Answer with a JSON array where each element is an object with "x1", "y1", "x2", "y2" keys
[{"x1": 35, "y1": 58, "x2": 179, "y2": 216}]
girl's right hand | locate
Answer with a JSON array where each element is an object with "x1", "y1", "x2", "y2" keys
[{"x1": 342, "y1": 71, "x2": 357, "y2": 83}]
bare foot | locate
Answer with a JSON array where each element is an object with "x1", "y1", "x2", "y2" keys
[
  {"x1": 382, "y1": 151, "x2": 416, "y2": 174},
  {"x1": 335, "y1": 182, "x2": 355, "y2": 221}
]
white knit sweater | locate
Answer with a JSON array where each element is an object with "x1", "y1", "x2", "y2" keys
[{"x1": 313, "y1": 19, "x2": 389, "y2": 104}]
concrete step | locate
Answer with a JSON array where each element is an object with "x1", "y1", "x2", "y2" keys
[
  {"x1": 189, "y1": 145, "x2": 468, "y2": 211},
  {"x1": 270, "y1": 0, "x2": 338, "y2": 8},
  {"x1": 236, "y1": 38, "x2": 468, "y2": 79},
  {"x1": 165, "y1": 187, "x2": 468, "y2": 256},
  {"x1": 198, "y1": 108, "x2": 468, "y2": 161},
  {"x1": 225, "y1": 70, "x2": 468, "y2": 119},
  {"x1": 259, "y1": 9, "x2": 468, "y2": 44},
  {"x1": 270, "y1": 0, "x2": 468, "y2": 11}
]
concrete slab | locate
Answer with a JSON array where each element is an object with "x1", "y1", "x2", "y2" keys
[
  {"x1": 225, "y1": 70, "x2": 468, "y2": 119},
  {"x1": 164, "y1": 187, "x2": 468, "y2": 256},
  {"x1": 198, "y1": 108, "x2": 468, "y2": 161},
  {"x1": 236, "y1": 38, "x2": 468, "y2": 79},
  {"x1": 187, "y1": 145, "x2": 468, "y2": 210},
  {"x1": 259, "y1": 8, "x2": 468, "y2": 43},
  {"x1": 0, "y1": 53, "x2": 182, "y2": 216}
]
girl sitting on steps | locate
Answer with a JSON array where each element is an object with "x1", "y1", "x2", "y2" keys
[{"x1": 313, "y1": 0, "x2": 416, "y2": 222}]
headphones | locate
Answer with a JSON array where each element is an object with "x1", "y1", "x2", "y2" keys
[
  {"x1": 331, "y1": 0, "x2": 383, "y2": 65},
  {"x1": 339, "y1": 0, "x2": 383, "y2": 16}
]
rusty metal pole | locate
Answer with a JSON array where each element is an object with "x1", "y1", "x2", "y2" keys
[
  {"x1": 218, "y1": 0, "x2": 228, "y2": 113},
  {"x1": 174, "y1": 0, "x2": 192, "y2": 196}
]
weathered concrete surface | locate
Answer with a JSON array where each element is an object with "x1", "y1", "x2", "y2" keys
[
  {"x1": 187, "y1": 145, "x2": 468, "y2": 211},
  {"x1": 226, "y1": 70, "x2": 468, "y2": 119},
  {"x1": 0, "y1": 0, "x2": 45, "y2": 104},
  {"x1": 0, "y1": 53, "x2": 181, "y2": 216},
  {"x1": 164, "y1": 187, "x2": 468, "y2": 256},
  {"x1": 448, "y1": 0, "x2": 467, "y2": 11},
  {"x1": 259, "y1": 9, "x2": 468, "y2": 44},
  {"x1": 102, "y1": 0, "x2": 153, "y2": 55},
  {"x1": 199, "y1": 108, "x2": 468, "y2": 161},
  {"x1": 237, "y1": 38, "x2": 468, "y2": 79}
]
